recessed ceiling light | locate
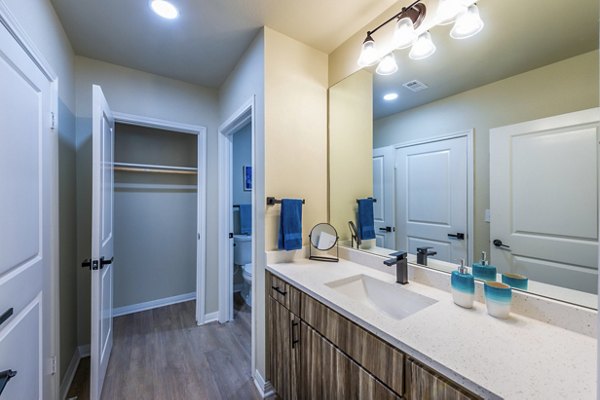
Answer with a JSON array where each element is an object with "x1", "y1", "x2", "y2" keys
[
  {"x1": 150, "y1": 0, "x2": 179, "y2": 19},
  {"x1": 383, "y1": 92, "x2": 399, "y2": 101}
]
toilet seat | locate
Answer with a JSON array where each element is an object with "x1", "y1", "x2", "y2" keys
[{"x1": 242, "y1": 263, "x2": 253, "y2": 278}]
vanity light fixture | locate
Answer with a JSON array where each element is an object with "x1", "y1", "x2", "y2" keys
[
  {"x1": 357, "y1": 0, "x2": 485, "y2": 75},
  {"x1": 150, "y1": 0, "x2": 179, "y2": 19},
  {"x1": 383, "y1": 92, "x2": 399, "y2": 101}
]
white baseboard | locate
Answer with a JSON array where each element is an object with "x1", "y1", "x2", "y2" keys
[
  {"x1": 253, "y1": 369, "x2": 275, "y2": 398},
  {"x1": 202, "y1": 311, "x2": 218, "y2": 324},
  {"x1": 113, "y1": 292, "x2": 196, "y2": 317},
  {"x1": 59, "y1": 348, "x2": 80, "y2": 400}
]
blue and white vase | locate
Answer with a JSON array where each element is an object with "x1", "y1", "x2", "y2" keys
[{"x1": 484, "y1": 281, "x2": 512, "y2": 319}]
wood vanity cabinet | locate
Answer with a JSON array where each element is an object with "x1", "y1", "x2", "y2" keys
[{"x1": 267, "y1": 271, "x2": 481, "y2": 400}]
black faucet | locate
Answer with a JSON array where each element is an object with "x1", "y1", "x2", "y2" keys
[
  {"x1": 416, "y1": 247, "x2": 437, "y2": 266},
  {"x1": 383, "y1": 251, "x2": 408, "y2": 284}
]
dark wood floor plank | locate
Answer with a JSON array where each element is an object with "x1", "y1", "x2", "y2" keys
[{"x1": 67, "y1": 295, "x2": 260, "y2": 400}]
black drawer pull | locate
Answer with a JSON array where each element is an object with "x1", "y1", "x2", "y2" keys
[
  {"x1": 272, "y1": 286, "x2": 287, "y2": 296},
  {"x1": 291, "y1": 320, "x2": 300, "y2": 348},
  {"x1": 0, "y1": 369, "x2": 17, "y2": 396},
  {"x1": 0, "y1": 308, "x2": 13, "y2": 328}
]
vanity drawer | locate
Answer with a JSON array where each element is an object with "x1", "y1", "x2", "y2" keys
[
  {"x1": 301, "y1": 292, "x2": 404, "y2": 396},
  {"x1": 405, "y1": 359, "x2": 481, "y2": 400},
  {"x1": 268, "y1": 272, "x2": 300, "y2": 314}
]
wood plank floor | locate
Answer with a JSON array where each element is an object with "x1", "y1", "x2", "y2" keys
[{"x1": 67, "y1": 295, "x2": 263, "y2": 400}]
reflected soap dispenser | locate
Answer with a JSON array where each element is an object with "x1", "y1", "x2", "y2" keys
[
  {"x1": 472, "y1": 251, "x2": 497, "y2": 282},
  {"x1": 451, "y1": 259, "x2": 474, "y2": 309}
]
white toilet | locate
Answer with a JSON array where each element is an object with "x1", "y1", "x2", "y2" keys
[{"x1": 233, "y1": 235, "x2": 252, "y2": 307}]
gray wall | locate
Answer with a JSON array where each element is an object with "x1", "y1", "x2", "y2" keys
[
  {"x1": 232, "y1": 122, "x2": 252, "y2": 205},
  {"x1": 75, "y1": 56, "x2": 220, "y2": 345},
  {"x1": 3, "y1": 0, "x2": 79, "y2": 381},
  {"x1": 113, "y1": 124, "x2": 197, "y2": 308},
  {"x1": 374, "y1": 50, "x2": 599, "y2": 259}
]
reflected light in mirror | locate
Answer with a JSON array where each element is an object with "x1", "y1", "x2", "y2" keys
[
  {"x1": 409, "y1": 32, "x2": 437, "y2": 60},
  {"x1": 394, "y1": 17, "x2": 418, "y2": 49},
  {"x1": 383, "y1": 92, "x2": 399, "y2": 101},
  {"x1": 451, "y1": 5, "x2": 485, "y2": 39},
  {"x1": 376, "y1": 53, "x2": 399, "y2": 75},
  {"x1": 150, "y1": 0, "x2": 179, "y2": 19}
]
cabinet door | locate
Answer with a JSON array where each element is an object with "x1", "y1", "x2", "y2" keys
[
  {"x1": 406, "y1": 359, "x2": 480, "y2": 400},
  {"x1": 300, "y1": 321, "x2": 401, "y2": 400},
  {"x1": 268, "y1": 297, "x2": 300, "y2": 400}
]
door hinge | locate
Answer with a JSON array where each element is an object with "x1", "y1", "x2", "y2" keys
[
  {"x1": 50, "y1": 112, "x2": 55, "y2": 130},
  {"x1": 48, "y1": 356, "x2": 57, "y2": 375}
]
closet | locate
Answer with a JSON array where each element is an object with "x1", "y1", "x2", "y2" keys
[{"x1": 113, "y1": 122, "x2": 199, "y2": 315}]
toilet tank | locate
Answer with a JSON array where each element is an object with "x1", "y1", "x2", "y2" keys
[{"x1": 234, "y1": 235, "x2": 252, "y2": 265}]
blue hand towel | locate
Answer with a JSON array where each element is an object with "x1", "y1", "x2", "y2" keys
[
  {"x1": 239, "y1": 204, "x2": 252, "y2": 235},
  {"x1": 278, "y1": 199, "x2": 303, "y2": 251},
  {"x1": 357, "y1": 198, "x2": 376, "y2": 240}
]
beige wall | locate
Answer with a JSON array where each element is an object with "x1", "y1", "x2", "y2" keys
[
  {"x1": 374, "y1": 50, "x2": 599, "y2": 257},
  {"x1": 329, "y1": 70, "x2": 373, "y2": 240},
  {"x1": 264, "y1": 28, "x2": 329, "y2": 250}
]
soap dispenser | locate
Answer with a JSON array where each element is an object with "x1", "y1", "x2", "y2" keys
[
  {"x1": 472, "y1": 251, "x2": 497, "y2": 282},
  {"x1": 451, "y1": 259, "x2": 474, "y2": 309}
]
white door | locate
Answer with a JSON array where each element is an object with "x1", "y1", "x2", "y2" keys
[
  {"x1": 90, "y1": 85, "x2": 115, "y2": 400},
  {"x1": 0, "y1": 21, "x2": 55, "y2": 399},
  {"x1": 395, "y1": 136, "x2": 468, "y2": 263},
  {"x1": 373, "y1": 146, "x2": 395, "y2": 248},
  {"x1": 490, "y1": 109, "x2": 599, "y2": 293}
]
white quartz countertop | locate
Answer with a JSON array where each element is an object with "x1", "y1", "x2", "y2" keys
[{"x1": 266, "y1": 258, "x2": 596, "y2": 400}]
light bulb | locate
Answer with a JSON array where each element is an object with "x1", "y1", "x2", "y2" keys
[
  {"x1": 409, "y1": 32, "x2": 436, "y2": 60},
  {"x1": 376, "y1": 54, "x2": 398, "y2": 75},
  {"x1": 450, "y1": 4, "x2": 484, "y2": 39},
  {"x1": 357, "y1": 34, "x2": 380, "y2": 67},
  {"x1": 393, "y1": 17, "x2": 417, "y2": 49},
  {"x1": 150, "y1": 0, "x2": 179, "y2": 19},
  {"x1": 436, "y1": 0, "x2": 465, "y2": 25}
]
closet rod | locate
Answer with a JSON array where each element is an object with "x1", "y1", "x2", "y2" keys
[{"x1": 114, "y1": 166, "x2": 197, "y2": 175}]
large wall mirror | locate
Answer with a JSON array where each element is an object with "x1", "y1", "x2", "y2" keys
[{"x1": 329, "y1": 0, "x2": 599, "y2": 308}]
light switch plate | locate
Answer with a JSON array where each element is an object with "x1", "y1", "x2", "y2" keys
[{"x1": 484, "y1": 209, "x2": 491, "y2": 223}]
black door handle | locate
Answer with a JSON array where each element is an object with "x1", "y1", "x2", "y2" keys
[
  {"x1": 100, "y1": 257, "x2": 114, "y2": 269},
  {"x1": 0, "y1": 369, "x2": 17, "y2": 396},
  {"x1": 448, "y1": 233, "x2": 465, "y2": 240},
  {"x1": 493, "y1": 239, "x2": 510, "y2": 249},
  {"x1": 379, "y1": 226, "x2": 393, "y2": 233},
  {"x1": 0, "y1": 308, "x2": 13, "y2": 328},
  {"x1": 81, "y1": 259, "x2": 91, "y2": 269}
]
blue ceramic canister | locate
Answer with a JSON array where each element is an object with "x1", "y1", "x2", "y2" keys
[
  {"x1": 451, "y1": 260, "x2": 474, "y2": 309},
  {"x1": 502, "y1": 273, "x2": 528, "y2": 290},
  {"x1": 484, "y1": 281, "x2": 512, "y2": 319},
  {"x1": 472, "y1": 251, "x2": 497, "y2": 282}
]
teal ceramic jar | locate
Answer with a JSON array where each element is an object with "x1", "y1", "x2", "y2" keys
[
  {"x1": 502, "y1": 273, "x2": 528, "y2": 290},
  {"x1": 472, "y1": 251, "x2": 497, "y2": 282},
  {"x1": 484, "y1": 281, "x2": 512, "y2": 319}
]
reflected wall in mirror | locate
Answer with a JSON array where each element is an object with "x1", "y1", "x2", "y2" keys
[{"x1": 328, "y1": 0, "x2": 599, "y2": 308}]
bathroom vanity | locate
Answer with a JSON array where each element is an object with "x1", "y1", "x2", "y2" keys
[{"x1": 266, "y1": 257, "x2": 596, "y2": 399}]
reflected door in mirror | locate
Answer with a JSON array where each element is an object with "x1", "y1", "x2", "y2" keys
[
  {"x1": 490, "y1": 109, "x2": 599, "y2": 294},
  {"x1": 395, "y1": 136, "x2": 469, "y2": 264},
  {"x1": 373, "y1": 146, "x2": 395, "y2": 248}
]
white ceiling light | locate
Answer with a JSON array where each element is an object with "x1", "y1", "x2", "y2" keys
[
  {"x1": 376, "y1": 53, "x2": 399, "y2": 75},
  {"x1": 383, "y1": 92, "x2": 399, "y2": 101},
  {"x1": 451, "y1": 4, "x2": 484, "y2": 39},
  {"x1": 436, "y1": 0, "x2": 466, "y2": 25},
  {"x1": 409, "y1": 32, "x2": 436, "y2": 60},
  {"x1": 150, "y1": 0, "x2": 179, "y2": 19},
  {"x1": 393, "y1": 17, "x2": 417, "y2": 49},
  {"x1": 357, "y1": 34, "x2": 380, "y2": 67}
]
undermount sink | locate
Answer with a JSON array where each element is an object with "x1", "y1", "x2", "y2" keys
[{"x1": 325, "y1": 274, "x2": 437, "y2": 320}]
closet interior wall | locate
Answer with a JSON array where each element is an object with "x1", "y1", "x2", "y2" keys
[{"x1": 113, "y1": 123, "x2": 198, "y2": 311}]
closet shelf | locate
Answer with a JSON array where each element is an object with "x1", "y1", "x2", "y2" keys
[{"x1": 113, "y1": 162, "x2": 197, "y2": 175}]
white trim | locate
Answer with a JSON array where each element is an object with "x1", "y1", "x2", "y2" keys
[
  {"x1": 0, "y1": 4, "x2": 60, "y2": 399},
  {"x1": 59, "y1": 348, "x2": 82, "y2": 400},
  {"x1": 111, "y1": 112, "x2": 208, "y2": 326},
  {"x1": 253, "y1": 369, "x2": 275, "y2": 398},
  {"x1": 112, "y1": 292, "x2": 196, "y2": 317},
  {"x1": 389, "y1": 129, "x2": 475, "y2": 265},
  {"x1": 218, "y1": 96, "x2": 255, "y2": 324},
  {"x1": 202, "y1": 311, "x2": 219, "y2": 324}
]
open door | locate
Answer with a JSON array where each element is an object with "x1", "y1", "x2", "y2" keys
[{"x1": 90, "y1": 85, "x2": 115, "y2": 400}]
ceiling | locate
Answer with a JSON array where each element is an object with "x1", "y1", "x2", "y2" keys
[
  {"x1": 370, "y1": 0, "x2": 599, "y2": 119},
  {"x1": 50, "y1": 0, "x2": 400, "y2": 87}
]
